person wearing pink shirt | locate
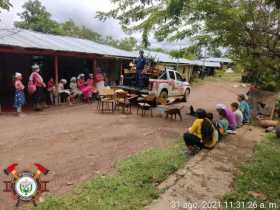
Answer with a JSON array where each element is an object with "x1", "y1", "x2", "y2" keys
[
  {"x1": 14, "y1": 72, "x2": 26, "y2": 116},
  {"x1": 87, "y1": 73, "x2": 98, "y2": 100},
  {"x1": 77, "y1": 74, "x2": 92, "y2": 101},
  {"x1": 29, "y1": 64, "x2": 47, "y2": 111},
  {"x1": 95, "y1": 68, "x2": 105, "y2": 90}
]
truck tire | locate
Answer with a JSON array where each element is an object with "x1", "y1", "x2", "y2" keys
[
  {"x1": 183, "y1": 88, "x2": 190, "y2": 102},
  {"x1": 159, "y1": 90, "x2": 168, "y2": 100}
]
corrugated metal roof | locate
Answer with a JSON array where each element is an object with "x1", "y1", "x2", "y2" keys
[
  {"x1": 140, "y1": 50, "x2": 194, "y2": 65},
  {"x1": 192, "y1": 60, "x2": 221, "y2": 68},
  {"x1": 0, "y1": 28, "x2": 136, "y2": 58},
  {"x1": 0, "y1": 28, "x2": 221, "y2": 68},
  {"x1": 205, "y1": 57, "x2": 233, "y2": 63}
]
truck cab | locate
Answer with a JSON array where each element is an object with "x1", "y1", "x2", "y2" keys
[{"x1": 149, "y1": 69, "x2": 191, "y2": 101}]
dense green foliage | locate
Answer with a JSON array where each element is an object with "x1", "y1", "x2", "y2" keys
[
  {"x1": 224, "y1": 135, "x2": 280, "y2": 209},
  {"x1": 27, "y1": 141, "x2": 187, "y2": 210},
  {"x1": 98, "y1": 0, "x2": 280, "y2": 90},
  {"x1": 15, "y1": 0, "x2": 137, "y2": 51},
  {"x1": 0, "y1": 0, "x2": 11, "y2": 11}
]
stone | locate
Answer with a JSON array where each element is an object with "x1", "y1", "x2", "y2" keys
[{"x1": 265, "y1": 127, "x2": 275, "y2": 133}]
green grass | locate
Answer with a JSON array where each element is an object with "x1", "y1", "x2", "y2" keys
[
  {"x1": 192, "y1": 70, "x2": 242, "y2": 85},
  {"x1": 210, "y1": 70, "x2": 242, "y2": 82},
  {"x1": 224, "y1": 135, "x2": 280, "y2": 210},
  {"x1": 27, "y1": 141, "x2": 187, "y2": 210}
]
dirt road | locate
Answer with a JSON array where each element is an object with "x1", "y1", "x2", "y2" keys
[{"x1": 0, "y1": 80, "x2": 246, "y2": 209}]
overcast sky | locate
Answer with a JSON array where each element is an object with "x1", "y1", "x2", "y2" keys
[{"x1": 0, "y1": 0, "x2": 189, "y2": 49}]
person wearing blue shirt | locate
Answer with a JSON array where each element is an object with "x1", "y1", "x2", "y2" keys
[
  {"x1": 135, "y1": 50, "x2": 146, "y2": 88},
  {"x1": 238, "y1": 94, "x2": 251, "y2": 124}
]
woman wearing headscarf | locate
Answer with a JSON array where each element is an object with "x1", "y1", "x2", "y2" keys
[
  {"x1": 87, "y1": 73, "x2": 98, "y2": 100},
  {"x1": 77, "y1": 74, "x2": 92, "y2": 101},
  {"x1": 70, "y1": 77, "x2": 81, "y2": 95},
  {"x1": 95, "y1": 68, "x2": 105, "y2": 91},
  {"x1": 28, "y1": 64, "x2": 47, "y2": 111},
  {"x1": 14, "y1": 72, "x2": 25, "y2": 116},
  {"x1": 58, "y1": 79, "x2": 72, "y2": 105}
]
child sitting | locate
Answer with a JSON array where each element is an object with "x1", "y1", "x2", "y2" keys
[
  {"x1": 217, "y1": 108, "x2": 229, "y2": 138},
  {"x1": 231, "y1": 102, "x2": 243, "y2": 128}
]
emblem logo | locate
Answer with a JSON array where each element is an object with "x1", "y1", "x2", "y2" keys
[{"x1": 3, "y1": 163, "x2": 49, "y2": 207}]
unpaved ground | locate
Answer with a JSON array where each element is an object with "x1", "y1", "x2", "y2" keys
[
  {"x1": 0, "y1": 80, "x2": 246, "y2": 209},
  {"x1": 146, "y1": 126, "x2": 264, "y2": 210}
]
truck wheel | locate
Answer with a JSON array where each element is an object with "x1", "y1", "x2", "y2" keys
[
  {"x1": 159, "y1": 90, "x2": 168, "y2": 100},
  {"x1": 183, "y1": 89, "x2": 190, "y2": 102}
]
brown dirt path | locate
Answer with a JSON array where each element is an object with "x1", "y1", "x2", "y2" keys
[
  {"x1": 146, "y1": 124, "x2": 264, "y2": 209},
  {"x1": 0, "y1": 80, "x2": 246, "y2": 210}
]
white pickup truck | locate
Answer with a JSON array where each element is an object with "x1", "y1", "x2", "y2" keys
[{"x1": 148, "y1": 69, "x2": 191, "y2": 101}]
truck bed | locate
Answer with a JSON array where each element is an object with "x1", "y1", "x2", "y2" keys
[{"x1": 113, "y1": 85, "x2": 149, "y2": 95}]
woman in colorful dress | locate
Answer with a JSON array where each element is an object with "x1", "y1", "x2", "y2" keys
[
  {"x1": 87, "y1": 73, "x2": 98, "y2": 100},
  {"x1": 77, "y1": 74, "x2": 92, "y2": 101},
  {"x1": 70, "y1": 77, "x2": 83, "y2": 101},
  {"x1": 95, "y1": 68, "x2": 105, "y2": 91},
  {"x1": 14, "y1": 72, "x2": 26, "y2": 116},
  {"x1": 29, "y1": 64, "x2": 47, "y2": 111}
]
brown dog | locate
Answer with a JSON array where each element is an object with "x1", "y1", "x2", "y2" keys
[{"x1": 165, "y1": 106, "x2": 184, "y2": 120}]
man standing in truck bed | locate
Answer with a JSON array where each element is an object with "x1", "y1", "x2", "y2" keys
[{"x1": 135, "y1": 50, "x2": 146, "y2": 88}]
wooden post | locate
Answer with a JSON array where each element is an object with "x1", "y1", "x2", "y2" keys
[
  {"x1": 120, "y1": 62, "x2": 123, "y2": 75},
  {"x1": 54, "y1": 56, "x2": 59, "y2": 105},
  {"x1": 54, "y1": 56, "x2": 59, "y2": 85}
]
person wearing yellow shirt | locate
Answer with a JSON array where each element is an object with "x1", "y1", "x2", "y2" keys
[{"x1": 183, "y1": 108, "x2": 218, "y2": 155}]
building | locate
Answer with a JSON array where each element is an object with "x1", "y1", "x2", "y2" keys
[{"x1": 0, "y1": 28, "x2": 221, "y2": 108}]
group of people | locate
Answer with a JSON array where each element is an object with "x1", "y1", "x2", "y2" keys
[
  {"x1": 184, "y1": 94, "x2": 251, "y2": 155},
  {"x1": 13, "y1": 64, "x2": 105, "y2": 116},
  {"x1": 47, "y1": 72, "x2": 103, "y2": 105}
]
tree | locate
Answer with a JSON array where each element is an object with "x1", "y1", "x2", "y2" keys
[
  {"x1": 98, "y1": 0, "x2": 280, "y2": 90},
  {"x1": 117, "y1": 37, "x2": 137, "y2": 51},
  {"x1": 0, "y1": 0, "x2": 11, "y2": 11},
  {"x1": 15, "y1": 0, "x2": 62, "y2": 34},
  {"x1": 104, "y1": 36, "x2": 137, "y2": 51},
  {"x1": 15, "y1": 0, "x2": 136, "y2": 51},
  {"x1": 60, "y1": 19, "x2": 103, "y2": 42}
]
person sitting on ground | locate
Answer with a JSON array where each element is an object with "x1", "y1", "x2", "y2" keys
[
  {"x1": 58, "y1": 79, "x2": 72, "y2": 105},
  {"x1": 216, "y1": 104, "x2": 237, "y2": 131},
  {"x1": 47, "y1": 78, "x2": 56, "y2": 105},
  {"x1": 237, "y1": 94, "x2": 251, "y2": 124},
  {"x1": 231, "y1": 102, "x2": 243, "y2": 128},
  {"x1": 14, "y1": 72, "x2": 26, "y2": 116},
  {"x1": 183, "y1": 108, "x2": 218, "y2": 155},
  {"x1": 216, "y1": 108, "x2": 229, "y2": 138}
]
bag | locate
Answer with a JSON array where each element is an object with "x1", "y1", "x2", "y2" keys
[{"x1": 28, "y1": 80, "x2": 36, "y2": 95}]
